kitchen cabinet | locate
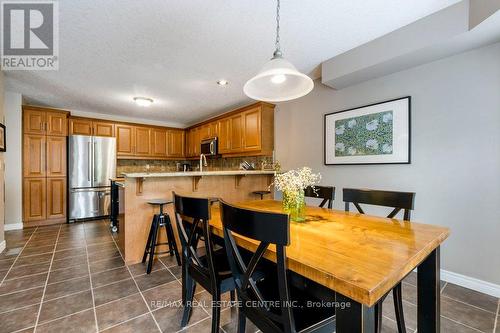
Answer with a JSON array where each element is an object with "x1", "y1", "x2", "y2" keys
[
  {"x1": 116, "y1": 124, "x2": 135, "y2": 156},
  {"x1": 23, "y1": 134, "x2": 46, "y2": 178},
  {"x1": 22, "y1": 106, "x2": 69, "y2": 226},
  {"x1": 23, "y1": 178, "x2": 46, "y2": 222},
  {"x1": 47, "y1": 177, "x2": 66, "y2": 220},
  {"x1": 152, "y1": 128, "x2": 168, "y2": 156},
  {"x1": 69, "y1": 118, "x2": 93, "y2": 135},
  {"x1": 230, "y1": 114, "x2": 243, "y2": 151},
  {"x1": 46, "y1": 136, "x2": 67, "y2": 177},
  {"x1": 23, "y1": 109, "x2": 45, "y2": 135},
  {"x1": 70, "y1": 118, "x2": 114, "y2": 137},
  {"x1": 135, "y1": 127, "x2": 152, "y2": 156},
  {"x1": 47, "y1": 112, "x2": 68, "y2": 136},
  {"x1": 93, "y1": 121, "x2": 114, "y2": 137},
  {"x1": 242, "y1": 107, "x2": 262, "y2": 151},
  {"x1": 199, "y1": 124, "x2": 211, "y2": 141},
  {"x1": 168, "y1": 130, "x2": 185, "y2": 157},
  {"x1": 217, "y1": 118, "x2": 231, "y2": 154}
]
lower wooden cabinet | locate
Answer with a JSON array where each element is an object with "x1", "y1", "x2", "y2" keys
[
  {"x1": 23, "y1": 178, "x2": 47, "y2": 222},
  {"x1": 47, "y1": 178, "x2": 66, "y2": 220}
]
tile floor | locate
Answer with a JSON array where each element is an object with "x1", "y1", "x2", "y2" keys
[{"x1": 0, "y1": 220, "x2": 498, "y2": 333}]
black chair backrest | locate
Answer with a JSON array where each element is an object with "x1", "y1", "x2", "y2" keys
[
  {"x1": 220, "y1": 200, "x2": 294, "y2": 332},
  {"x1": 173, "y1": 192, "x2": 217, "y2": 288},
  {"x1": 304, "y1": 186, "x2": 335, "y2": 209},
  {"x1": 343, "y1": 188, "x2": 415, "y2": 220}
]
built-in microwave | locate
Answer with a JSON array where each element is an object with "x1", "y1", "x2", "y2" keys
[{"x1": 201, "y1": 137, "x2": 218, "y2": 156}]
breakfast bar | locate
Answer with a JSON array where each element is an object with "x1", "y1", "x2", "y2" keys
[{"x1": 119, "y1": 170, "x2": 275, "y2": 264}]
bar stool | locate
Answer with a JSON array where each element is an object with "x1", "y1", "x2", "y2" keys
[
  {"x1": 251, "y1": 190, "x2": 271, "y2": 200},
  {"x1": 142, "y1": 199, "x2": 181, "y2": 274}
]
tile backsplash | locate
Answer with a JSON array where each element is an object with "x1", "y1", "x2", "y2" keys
[{"x1": 117, "y1": 156, "x2": 274, "y2": 175}]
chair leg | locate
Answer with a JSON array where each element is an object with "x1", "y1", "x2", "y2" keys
[
  {"x1": 237, "y1": 309, "x2": 246, "y2": 333},
  {"x1": 166, "y1": 216, "x2": 181, "y2": 266},
  {"x1": 230, "y1": 290, "x2": 235, "y2": 302},
  {"x1": 146, "y1": 215, "x2": 159, "y2": 274},
  {"x1": 375, "y1": 302, "x2": 383, "y2": 333},
  {"x1": 142, "y1": 216, "x2": 155, "y2": 263},
  {"x1": 393, "y1": 283, "x2": 407, "y2": 333},
  {"x1": 181, "y1": 274, "x2": 196, "y2": 327},
  {"x1": 211, "y1": 289, "x2": 221, "y2": 333}
]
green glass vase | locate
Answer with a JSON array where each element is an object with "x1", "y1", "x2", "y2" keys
[{"x1": 282, "y1": 189, "x2": 306, "y2": 222}]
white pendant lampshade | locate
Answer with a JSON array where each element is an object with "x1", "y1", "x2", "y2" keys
[
  {"x1": 243, "y1": 0, "x2": 314, "y2": 102},
  {"x1": 244, "y1": 56, "x2": 314, "y2": 102}
]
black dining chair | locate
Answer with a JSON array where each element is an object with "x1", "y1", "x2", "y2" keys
[
  {"x1": 343, "y1": 188, "x2": 415, "y2": 333},
  {"x1": 220, "y1": 199, "x2": 336, "y2": 333},
  {"x1": 304, "y1": 186, "x2": 335, "y2": 209},
  {"x1": 172, "y1": 192, "x2": 235, "y2": 333}
]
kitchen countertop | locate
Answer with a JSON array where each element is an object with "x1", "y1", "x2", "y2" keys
[{"x1": 122, "y1": 170, "x2": 276, "y2": 178}]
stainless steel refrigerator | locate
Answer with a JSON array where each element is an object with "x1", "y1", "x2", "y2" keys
[{"x1": 69, "y1": 135, "x2": 116, "y2": 220}]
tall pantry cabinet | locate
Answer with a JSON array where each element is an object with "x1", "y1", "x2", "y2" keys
[{"x1": 23, "y1": 106, "x2": 69, "y2": 226}]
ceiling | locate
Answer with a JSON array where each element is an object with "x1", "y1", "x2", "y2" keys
[{"x1": 5, "y1": 0, "x2": 461, "y2": 127}]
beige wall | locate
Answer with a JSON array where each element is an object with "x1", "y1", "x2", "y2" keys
[
  {"x1": 0, "y1": 71, "x2": 5, "y2": 246},
  {"x1": 275, "y1": 42, "x2": 500, "y2": 286}
]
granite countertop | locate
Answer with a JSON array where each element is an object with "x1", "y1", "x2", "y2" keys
[{"x1": 122, "y1": 170, "x2": 276, "y2": 178}]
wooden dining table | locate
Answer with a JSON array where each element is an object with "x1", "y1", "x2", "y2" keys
[{"x1": 206, "y1": 200, "x2": 450, "y2": 333}]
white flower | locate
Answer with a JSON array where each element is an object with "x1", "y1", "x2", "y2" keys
[
  {"x1": 382, "y1": 143, "x2": 393, "y2": 153},
  {"x1": 366, "y1": 119, "x2": 379, "y2": 131},
  {"x1": 272, "y1": 167, "x2": 321, "y2": 193},
  {"x1": 366, "y1": 139, "x2": 379, "y2": 150},
  {"x1": 347, "y1": 147, "x2": 357, "y2": 155},
  {"x1": 335, "y1": 125, "x2": 345, "y2": 135},
  {"x1": 347, "y1": 119, "x2": 357, "y2": 128},
  {"x1": 382, "y1": 112, "x2": 393, "y2": 123},
  {"x1": 335, "y1": 142, "x2": 345, "y2": 152}
]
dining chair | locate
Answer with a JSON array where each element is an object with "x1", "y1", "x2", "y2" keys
[
  {"x1": 172, "y1": 192, "x2": 235, "y2": 333},
  {"x1": 304, "y1": 186, "x2": 335, "y2": 209},
  {"x1": 220, "y1": 199, "x2": 336, "y2": 333},
  {"x1": 343, "y1": 188, "x2": 415, "y2": 333}
]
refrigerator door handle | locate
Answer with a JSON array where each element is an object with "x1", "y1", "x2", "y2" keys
[
  {"x1": 87, "y1": 142, "x2": 92, "y2": 181},
  {"x1": 93, "y1": 141, "x2": 97, "y2": 182}
]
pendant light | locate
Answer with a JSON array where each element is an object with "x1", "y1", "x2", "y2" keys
[{"x1": 244, "y1": 0, "x2": 313, "y2": 102}]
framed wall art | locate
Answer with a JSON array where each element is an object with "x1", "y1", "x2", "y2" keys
[{"x1": 324, "y1": 96, "x2": 410, "y2": 165}]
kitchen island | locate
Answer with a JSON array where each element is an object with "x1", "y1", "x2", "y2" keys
[{"x1": 119, "y1": 170, "x2": 275, "y2": 264}]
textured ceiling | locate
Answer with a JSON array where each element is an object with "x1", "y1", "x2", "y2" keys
[{"x1": 5, "y1": 0, "x2": 460, "y2": 127}]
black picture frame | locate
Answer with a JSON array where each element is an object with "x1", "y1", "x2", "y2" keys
[
  {"x1": 324, "y1": 96, "x2": 411, "y2": 165},
  {"x1": 0, "y1": 123, "x2": 5, "y2": 152}
]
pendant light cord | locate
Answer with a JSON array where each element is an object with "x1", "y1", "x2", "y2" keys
[{"x1": 273, "y1": 0, "x2": 282, "y2": 58}]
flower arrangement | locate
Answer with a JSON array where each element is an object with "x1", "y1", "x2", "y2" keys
[{"x1": 272, "y1": 167, "x2": 321, "y2": 222}]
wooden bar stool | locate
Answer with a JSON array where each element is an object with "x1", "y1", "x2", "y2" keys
[
  {"x1": 251, "y1": 190, "x2": 271, "y2": 200},
  {"x1": 142, "y1": 199, "x2": 181, "y2": 274}
]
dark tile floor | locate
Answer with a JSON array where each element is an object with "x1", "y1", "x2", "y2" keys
[{"x1": 0, "y1": 220, "x2": 498, "y2": 333}]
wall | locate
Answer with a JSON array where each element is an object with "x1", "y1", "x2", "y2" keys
[
  {"x1": 0, "y1": 72, "x2": 5, "y2": 249},
  {"x1": 275, "y1": 42, "x2": 500, "y2": 286},
  {"x1": 4, "y1": 92, "x2": 23, "y2": 229}
]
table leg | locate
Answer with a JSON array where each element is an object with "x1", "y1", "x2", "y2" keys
[
  {"x1": 418, "y1": 246, "x2": 441, "y2": 333},
  {"x1": 336, "y1": 292, "x2": 376, "y2": 333}
]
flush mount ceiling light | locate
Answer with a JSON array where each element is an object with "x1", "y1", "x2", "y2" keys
[
  {"x1": 217, "y1": 79, "x2": 229, "y2": 86},
  {"x1": 133, "y1": 97, "x2": 154, "y2": 107},
  {"x1": 244, "y1": 0, "x2": 313, "y2": 102}
]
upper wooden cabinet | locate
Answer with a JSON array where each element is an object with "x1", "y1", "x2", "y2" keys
[
  {"x1": 168, "y1": 130, "x2": 185, "y2": 157},
  {"x1": 217, "y1": 118, "x2": 231, "y2": 154},
  {"x1": 135, "y1": 127, "x2": 152, "y2": 156},
  {"x1": 69, "y1": 117, "x2": 114, "y2": 137},
  {"x1": 23, "y1": 107, "x2": 68, "y2": 136},
  {"x1": 151, "y1": 128, "x2": 168, "y2": 157},
  {"x1": 116, "y1": 124, "x2": 135, "y2": 156},
  {"x1": 242, "y1": 107, "x2": 262, "y2": 151},
  {"x1": 69, "y1": 118, "x2": 92, "y2": 136}
]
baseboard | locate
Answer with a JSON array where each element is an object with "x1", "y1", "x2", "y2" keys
[
  {"x1": 0, "y1": 240, "x2": 5, "y2": 253},
  {"x1": 4, "y1": 223, "x2": 23, "y2": 231},
  {"x1": 441, "y1": 269, "x2": 500, "y2": 298}
]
